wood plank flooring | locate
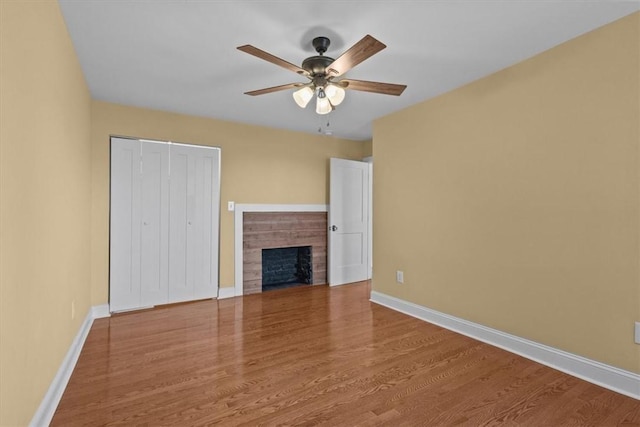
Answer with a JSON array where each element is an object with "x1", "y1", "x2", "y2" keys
[{"x1": 52, "y1": 282, "x2": 639, "y2": 426}]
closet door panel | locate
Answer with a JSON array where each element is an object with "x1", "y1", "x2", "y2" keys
[
  {"x1": 140, "y1": 142, "x2": 169, "y2": 306},
  {"x1": 185, "y1": 151, "x2": 198, "y2": 299},
  {"x1": 110, "y1": 138, "x2": 142, "y2": 312},
  {"x1": 168, "y1": 145, "x2": 220, "y2": 302},
  {"x1": 193, "y1": 149, "x2": 219, "y2": 299},
  {"x1": 168, "y1": 149, "x2": 191, "y2": 302}
]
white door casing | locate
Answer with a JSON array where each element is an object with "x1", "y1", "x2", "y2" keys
[
  {"x1": 329, "y1": 158, "x2": 369, "y2": 286},
  {"x1": 363, "y1": 157, "x2": 373, "y2": 280}
]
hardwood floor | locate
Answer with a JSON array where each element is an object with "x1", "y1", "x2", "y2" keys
[{"x1": 52, "y1": 282, "x2": 639, "y2": 426}]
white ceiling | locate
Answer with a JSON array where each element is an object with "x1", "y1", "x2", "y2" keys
[{"x1": 58, "y1": 1, "x2": 639, "y2": 141}]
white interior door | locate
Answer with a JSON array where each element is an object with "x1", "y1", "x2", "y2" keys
[
  {"x1": 329, "y1": 158, "x2": 369, "y2": 286},
  {"x1": 110, "y1": 137, "x2": 143, "y2": 311},
  {"x1": 168, "y1": 144, "x2": 220, "y2": 303}
]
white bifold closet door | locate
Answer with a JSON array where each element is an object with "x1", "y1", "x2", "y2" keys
[
  {"x1": 139, "y1": 141, "x2": 170, "y2": 306},
  {"x1": 110, "y1": 137, "x2": 220, "y2": 312},
  {"x1": 168, "y1": 144, "x2": 219, "y2": 303}
]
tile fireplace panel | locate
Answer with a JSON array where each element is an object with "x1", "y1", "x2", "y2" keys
[{"x1": 242, "y1": 212, "x2": 327, "y2": 294}]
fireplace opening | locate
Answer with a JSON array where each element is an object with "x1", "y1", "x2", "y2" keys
[{"x1": 262, "y1": 246, "x2": 312, "y2": 292}]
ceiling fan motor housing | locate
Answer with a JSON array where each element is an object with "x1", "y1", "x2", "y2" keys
[
  {"x1": 301, "y1": 55, "x2": 334, "y2": 76},
  {"x1": 301, "y1": 36, "x2": 334, "y2": 77}
]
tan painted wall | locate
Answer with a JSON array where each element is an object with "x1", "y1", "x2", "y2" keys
[
  {"x1": 90, "y1": 101, "x2": 367, "y2": 305},
  {"x1": 373, "y1": 12, "x2": 640, "y2": 373},
  {"x1": 0, "y1": 1, "x2": 92, "y2": 425},
  {"x1": 1, "y1": 3, "x2": 634, "y2": 424},
  {"x1": 362, "y1": 140, "x2": 373, "y2": 158}
]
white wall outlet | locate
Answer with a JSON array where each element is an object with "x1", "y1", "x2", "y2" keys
[
  {"x1": 227, "y1": 201, "x2": 235, "y2": 211},
  {"x1": 635, "y1": 322, "x2": 640, "y2": 344},
  {"x1": 396, "y1": 270, "x2": 404, "y2": 284}
]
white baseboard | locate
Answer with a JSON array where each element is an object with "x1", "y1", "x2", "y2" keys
[
  {"x1": 30, "y1": 304, "x2": 109, "y2": 426},
  {"x1": 217, "y1": 286, "x2": 236, "y2": 299},
  {"x1": 329, "y1": 281, "x2": 352, "y2": 287},
  {"x1": 92, "y1": 303, "x2": 111, "y2": 318},
  {"x1": 370, "y1": 290, "x2": 640, "y2": 400},
  {"x1": 30, "y1": 308, "x2": 93, "y2": 426}
]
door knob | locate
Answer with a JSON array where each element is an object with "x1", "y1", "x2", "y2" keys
[{"x1": 331, "y1": 225, "x2": 338, "y2": 232}]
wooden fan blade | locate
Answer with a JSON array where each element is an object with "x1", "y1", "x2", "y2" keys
[
  {"x1": 326, "y1": 35, "x2": 386, "y2": 77},
  {"x1": 237, "y1": 45, "x2": 308, "y2": 76},
  {"x1": 341, "y1": 79, "x2": 406, "y2": 96},
  {"x1": 244, "y1": 83, "x2": 302, "y2": 96}
]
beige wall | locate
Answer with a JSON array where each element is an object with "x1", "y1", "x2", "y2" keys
[
  {"x1": 91, "y1": 102, "x2": 367, "y2": 304},
  {"x1": 373, "y1": 12, "x2": 639, "y2": 373},
  {"x1": 0, "y1": 1, "x2": 92, "y2": 425},
  {"x1": 362, "y1": 140, "x2": 373, "y2": 158},
  {"x1": 1, "y1": 2, "x2": 635, "y2": 424}
]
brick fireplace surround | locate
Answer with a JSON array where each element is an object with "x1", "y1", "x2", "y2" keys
[{"x1": 241, "y1": 210, "x2": 327, "y2": 295}]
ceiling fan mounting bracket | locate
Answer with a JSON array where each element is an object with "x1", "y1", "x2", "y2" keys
[{"x1": 312, "y1": 36, "x2": 330, "y2": 55}]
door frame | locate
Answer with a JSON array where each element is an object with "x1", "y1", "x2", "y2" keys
[{"x1": 362, "y1": 156, "x2": 373, "y2": 280}]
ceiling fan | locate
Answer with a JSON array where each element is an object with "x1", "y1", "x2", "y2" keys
[{"x1": 237, "y1": 35, "x2": 407, "y2": 115}]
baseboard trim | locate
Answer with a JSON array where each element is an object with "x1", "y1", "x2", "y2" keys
[
  {"x1": 30, "y1": 304, "x2": 109, "y2": 426},
  {"x1": 217, "y1": 286, "x2": 236, "y2": 299},
  {"x1": 30, "y1": 308, "x2": 93, "y2": 426},
  {"x1": 370, "y1": 290, "x2": 640, "y2": 400},
  {"x1": 92, "y1": 303, "x2": 111, "y2": 318}
]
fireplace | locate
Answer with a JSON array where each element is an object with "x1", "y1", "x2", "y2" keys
[
  {"x1": 262, "y1": 246, "x2": 312, "y2": 291},
  {"x1": 241, "y1": 210, "x2": 327, "y2": 295}
]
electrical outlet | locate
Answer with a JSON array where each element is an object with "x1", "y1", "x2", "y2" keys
[
  {"x1": 396, "y1": 270, "x2": 404, "y2": 284},
  {"x1": 228, "y1": 201, "x2": 235, "y2": 211},
  {"x1": 71, "y1": 300, "x2": 76, "y2": 320},
  {"x1": 635, "y1": 322, "x2": 640, "y2": 344}
]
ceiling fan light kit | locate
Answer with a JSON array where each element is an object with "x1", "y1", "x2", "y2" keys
[
  {"x1": 238, "y1": 35, "x2": 406, "y2": 116},
  {"x1": 324, "y1": 84, "x2": 346, "y2": 105},
  {"x1": 315, "y1": 89, "x2": 332, "y2": 115},
  {"x1": 294, "y1": 84, "x2": 345, "y2": 114},
  {"x1": 293, "y1": 86, "x2": 314, "y2": 108}
]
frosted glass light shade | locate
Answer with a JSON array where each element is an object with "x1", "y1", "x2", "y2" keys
[
  {"x1": 325, "y1": 84, "x2": 345, "y2": 106},
  {"x1": 316, "y1": 96, "x2": 332, "y2": 115},
  {"x1": 293, "y1": 86, "x2": 314, "y2": 108}
]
